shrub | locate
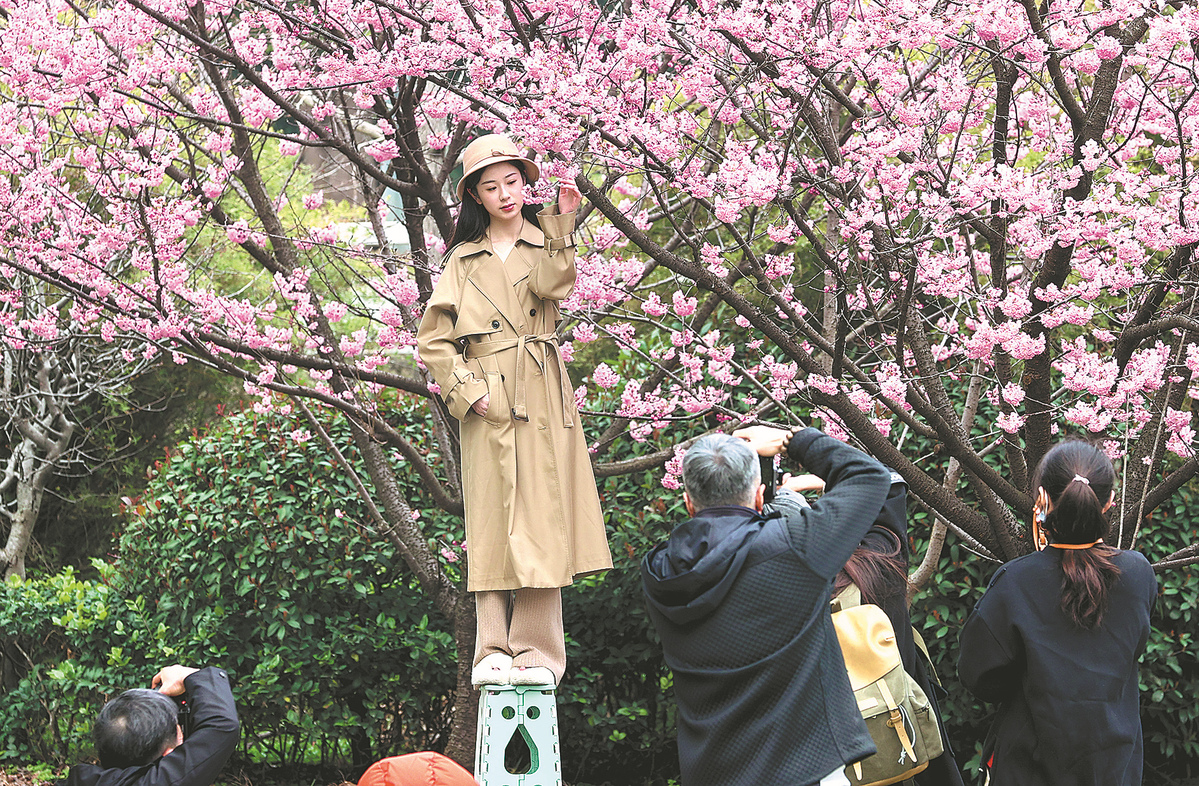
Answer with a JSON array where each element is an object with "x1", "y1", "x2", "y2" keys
[
  {"x1": 111, "y1": 406, "x2": 458, "y2": 767},
  {"x1": 0, "y1": 568, "x2": 136, "y2": 762},
  {"x1": 1136, "y1": 492, "x2": 1199, "y2": 783}
]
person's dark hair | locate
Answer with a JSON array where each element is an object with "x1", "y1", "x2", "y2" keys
[
  {"x1": 1032, "y1": 440, "x2": 1122, "y2": 629},
  {"x1": 835, "y1": 478, "x2": 910, "y2": 604},
  {"x1": 95, "y1": 688, "x2": 179, "y2": 769},
  {"x1": 835, "y1": 530, "x2": 908, "y2": 605},
  {"x1": 448, "y1": 162, "x2": 544, "y2": 249},
  {"x1": 682, "y1": 434, "x2": 760, "y2": 511}
]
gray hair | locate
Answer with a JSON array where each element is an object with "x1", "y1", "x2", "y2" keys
[{"x1": 682, "y1": 434, "x2": 761, "y2": 511}]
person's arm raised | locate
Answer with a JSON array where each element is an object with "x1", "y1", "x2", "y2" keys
[
  {"x1": 781, "y1": 428, "x2": 892, "y2": 580},
  {"x1": 139, "y1": 667, "x2": 240, "y2": 786},
  {"x1": 528, "y1": 183, "x2": 582, "y2": 301}
]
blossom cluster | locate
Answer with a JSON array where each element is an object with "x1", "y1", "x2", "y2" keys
[{"x1": 0, "y1": 0, "x2": 1197, "y2": 505}]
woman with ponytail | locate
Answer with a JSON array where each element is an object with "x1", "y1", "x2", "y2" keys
[{"x1": 958, "y1": 441, "x2": 1157, "y2": 785}]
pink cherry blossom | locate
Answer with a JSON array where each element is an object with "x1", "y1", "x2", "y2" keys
[
  {"x1": 592, "y1": 363, "x2": 620, "y2": 389},
  {"x1": 0, "y1": 0, "x2": 1190, "y2": 588}
]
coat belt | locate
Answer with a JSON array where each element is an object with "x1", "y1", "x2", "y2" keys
[{"x1": 464, "y1": 333, "x2": 575, "y2": 427}]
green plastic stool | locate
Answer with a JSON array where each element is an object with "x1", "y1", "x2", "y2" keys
[{"x1": 474, "y1": 685, "x2": 561, "y2": 786}]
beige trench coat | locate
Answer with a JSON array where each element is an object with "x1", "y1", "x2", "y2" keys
[{"x1": 416, "y1": 208, "x2": 612, "y2": 591}]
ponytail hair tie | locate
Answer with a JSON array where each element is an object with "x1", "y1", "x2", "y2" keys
[
  {"x1": 1049, "y1": 539, "x2": 1104, "y2": 550},
  {"x1": 1072, "y1": 474, "x2": 1090, "y2": 485}
]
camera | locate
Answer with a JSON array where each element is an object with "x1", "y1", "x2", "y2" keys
[
  {"x1": 175, "y1": 695, "x2": 194, "y2": 737},
  {"x1": 760, "y1": 455, "x2": 781, "y2": 503}
]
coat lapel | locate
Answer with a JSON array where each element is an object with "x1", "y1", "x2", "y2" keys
[
  {"x1": 460, "y1": 237, "x2": 524, "y2": 330},
  {"x1": 505, "y1": 220, "x2": 546, "y2": 289},
  {"x1": 462, "y1": 221, "x2": 548, "y2": 329}
]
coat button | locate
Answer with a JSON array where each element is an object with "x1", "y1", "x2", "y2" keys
[
  {"x1": 491, "y1": 320, "x2": 500, "y2": 329},
  {"x1": 529, "y1": 309, "x2": 537, "y2": 317}
]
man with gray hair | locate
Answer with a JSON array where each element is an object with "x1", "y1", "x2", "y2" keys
[
  {"x1": 61, "y1": 665, "x2": 239, "y2": 786},
  {"x1": 642, "y1": 425, "x2": 893, "y2": 786}
]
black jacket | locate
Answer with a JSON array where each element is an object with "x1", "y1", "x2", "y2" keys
[
  {"x1": 642, "y1": 428, "x2": 892, "y2": 786},
  {"x1": 63, "y1": 668, "x2": 240, "y2": 786},
  {"x1": 958, "y1": 549, "x2": 1156, "y2": 785},
  {"x1": 840, "y1": 477, "x2": 964, "y2": 786}
]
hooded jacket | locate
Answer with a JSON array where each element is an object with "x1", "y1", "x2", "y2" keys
[
  {"x1": 62, "y1": 668, "x2": 239, "y2": 786},
  {"x1": 642, "y1": 428, "x2": 892, "y2": 786}
]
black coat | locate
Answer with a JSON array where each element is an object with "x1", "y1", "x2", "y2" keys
[
  {"x1": 63, "y1": 668, "x2": 240, "y2": 786},
  {"x1": 958, "y1": 549, "x2": 1156, "y2": 785},
  {"x1": 837, "y1": 477, "x2": 964, "y2": 786},
  {"x1": 641, "y1": 428, "x2": 892, "y2": 786}
]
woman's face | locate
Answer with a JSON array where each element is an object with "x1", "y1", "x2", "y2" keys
[{"x1": 471, "y1": 162, "x2": 526, "y2": 223}]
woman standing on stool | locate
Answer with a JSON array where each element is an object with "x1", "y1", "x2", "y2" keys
[
  {"x1": 417, "y1": 135, "x2": 612, "y2": 689},
  {"x1": 958, "y1": 441, "x2": 1157, "y2": 785}
]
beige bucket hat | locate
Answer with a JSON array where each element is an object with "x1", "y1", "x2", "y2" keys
[{"x1": 455, "y1": 134, "x2": 540, "y2": 200}]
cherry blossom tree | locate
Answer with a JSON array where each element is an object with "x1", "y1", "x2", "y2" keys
[{"x1": 2, "y1": 0, "x2": 1198, "y2": 763}]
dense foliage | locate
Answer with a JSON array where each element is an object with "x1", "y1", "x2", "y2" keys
[
  {"x1": 112, "y1": 405, "x2": 460, "y2": 766},
  {"x1": 0, "y1": 404, "x2": 460, "y2": 767}
]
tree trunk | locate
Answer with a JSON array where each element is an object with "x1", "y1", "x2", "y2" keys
[
  {"x1": 1, "y1": 431, "x2": 71, "y2": 580},
  {"x1": 442, "y1": 585, "x2": 479, "y2": 769}
]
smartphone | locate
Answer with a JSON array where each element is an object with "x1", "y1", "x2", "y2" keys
[{"x1": 760, "y1": 455, "x2": 776, "y2": 503}]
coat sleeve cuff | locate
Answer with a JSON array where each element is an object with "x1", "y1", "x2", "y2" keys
[
  {"x1": 784, "y1": 427, "x2": 823, "y2": 460},
  {"x1": 444, "y1": 370, "x2": 487, "y2": 421},
  {"x1": 538, "y1": 208, "x2": 576, "y2": 250}
]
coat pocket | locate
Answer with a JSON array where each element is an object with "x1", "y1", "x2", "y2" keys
[{"x1": 482, "y1": 371, "x2": 511, "y2": 427}]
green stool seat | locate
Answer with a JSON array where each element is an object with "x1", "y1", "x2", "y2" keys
[{"x1": 474, "y1": 685, "x2": 561, "y2": 786}]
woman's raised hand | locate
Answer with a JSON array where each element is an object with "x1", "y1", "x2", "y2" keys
[{"x1": 557, "y1": 182, "x2": 582, "y2": 214}]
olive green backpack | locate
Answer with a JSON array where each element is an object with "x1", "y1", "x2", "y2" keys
[{"x1": 830, "y1": 584, "x2": 945, "y2": 786}]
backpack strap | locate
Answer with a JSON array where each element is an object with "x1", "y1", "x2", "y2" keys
[
  {"x1": 830, "y1": 582, "x2": 862, "y2": 613},
  {"x1": 880, "y1": 678, "x2": 918, "y2": 765},
  {"x1": 911, "y1": 625, "x2": 943, "y2": 689}
]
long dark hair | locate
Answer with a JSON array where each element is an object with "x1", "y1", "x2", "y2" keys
[
  {"x1": 834, "y1": 529, "x2": 909, "y2": 606},
  {"x1": 447, "y1": 162, "x2": 544, "y2": 249},
  {"x1": 835, "y1": 477, "x2": 910, "y2": 605},
  {"x1": 1032, "y1": 440, "x2": 1122, "y2": 629}
]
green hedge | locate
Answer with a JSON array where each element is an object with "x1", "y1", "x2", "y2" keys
[
  {"x1": 0, "y1": 404, "x2": 460, "y2": 768},
  {"x1": 0, "y1": 568, "x2": 128, "y2": 762},
  {"x1": 1135, "y1": 497, "x2": 1199, "y2": 783},
  {"x1": 111, "y1": 407, "x2": 458, "y2": 766}
]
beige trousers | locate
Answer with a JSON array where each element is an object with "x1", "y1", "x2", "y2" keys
[{"x1": 474, "y1": 588, "x2": 565, "y2": 682}]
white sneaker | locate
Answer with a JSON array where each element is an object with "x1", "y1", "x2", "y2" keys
[
  {"x1": 509, "y1": 666, "x2": 557, "y2": 687},
  {"x1": 471, "y1": 653, "x2": 513, "y2": 687}
]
